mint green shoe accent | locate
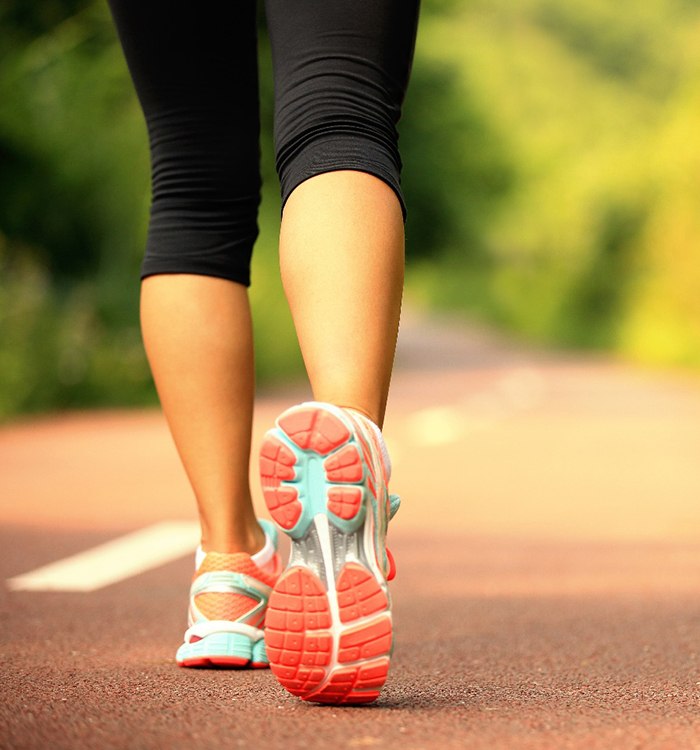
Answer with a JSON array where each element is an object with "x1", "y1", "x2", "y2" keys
[
  {"x1": 269, "y1": 428, "x2": 368, "y2": 539},
  {"x1": 252, "y1": 638, "x2": 268, "y2": 666},
  {"x1": 258, "y1": 518, "x2": 279, "y2": 548},
  {"x1": 190, "y1": 570, "x2": 273, "y2": 599},
  {"x1": 381, "y1": 494, "x2": 401, "y2": 577},
  {"x1": 189, "y1": 569, "x2": 272, "y2": 624},
  {"x1": 176, "y1": 632, "x2": 262, "y2": 665},
  {"x1": 389, "y1": 493, "x2": 401, "y2": 520}
]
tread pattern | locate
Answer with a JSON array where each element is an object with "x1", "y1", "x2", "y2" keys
[
  {"x1": 337, "y1": 564, "x2": 389, "y2": 623},
  {"x1": 265, "y1": 568, "x2": 332, "y2": 696},
  {"x1": 327, "y1": 487, "x2": 363, "y2": 520},
  {"x1": 260, "y1": 436, "x2": 300, "y2": 530},
  {"x1": 265, "y1": 564, "x2": 391, "y2": 704},
  {"x1": 261, "y1": 404, "x2": 393, "y2": 705},
  {"x1": 278, "y1": 409, "x2": 350, "y2": 455},
  {"x1": 260, "y1": 407, "x2": 368, "y2": 530},
  {"x1": 324, "y1": 444, "x2": 363, "y2": 482}
]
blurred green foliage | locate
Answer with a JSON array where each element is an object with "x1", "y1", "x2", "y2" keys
[
  {"x1": 1, "y1": 0, "x2": 699, "y2": 420},
  {"x1": 406, "y1": 0, "x2": 700, "y2": 368}
]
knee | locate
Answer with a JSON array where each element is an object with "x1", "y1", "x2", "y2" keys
[{"x1": 272, "y1": 61, "x2": 408, "y2": 223}]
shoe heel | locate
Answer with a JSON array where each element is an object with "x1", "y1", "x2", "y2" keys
[
  {"x1": 265, "y1": 557, "x2": 392, "y2": 704},
  {"x1": 176, "y1": 631, "x2": 263, "y2": 669},
  {"x1": 259, "y1": 404, "x2": 367, "y2": 538}
]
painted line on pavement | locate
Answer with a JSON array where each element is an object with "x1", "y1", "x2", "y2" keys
[{"x1": 6, "y1": 520, "x2": 199, "y2": 592}]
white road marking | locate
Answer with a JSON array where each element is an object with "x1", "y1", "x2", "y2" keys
[
  {"x1": 7, "y1": 368, "x2": 547, "y2": 593},
  {"x1": 6, "y1": 520, "x2": 199, "y2": 592}
]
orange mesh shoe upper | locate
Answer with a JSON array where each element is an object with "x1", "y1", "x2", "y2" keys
[
  {"x1": 195, "y1": 551, "x2": 280, "y2": 587},
  {"x1": 188, "y1": 550, "x2": 281, "y2": 628},
  {"x1": 194, "y1": 592, "x2": 261, "y2": 623}
]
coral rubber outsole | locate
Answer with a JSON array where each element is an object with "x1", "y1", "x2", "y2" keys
[
  {"x1": 260, "y1": 403, "x2": 392, "y2": 705},
  {"x1": 178, "y1": 656, "x2": 267, "y2": 669}
]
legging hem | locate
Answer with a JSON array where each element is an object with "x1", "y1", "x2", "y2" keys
[
  {"x1": 280, "y1": 165, "x2": 407, "y2": 224},
  {"x1": 140, "y1": 265, "x2": 251, "y2": 288}
]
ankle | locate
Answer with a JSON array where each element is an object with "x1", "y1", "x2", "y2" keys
[
  {"x1": 336, "y1": 404, "x2": 392, "y2": 481},
  {"x1": 334, "y1": 403, "x2": 383, "y2": 429},
  {"x1": 200, "y1": 523, "x2": 266, "y2": 557}
]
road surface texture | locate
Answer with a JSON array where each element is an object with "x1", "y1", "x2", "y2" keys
[{"x1": 2, "y1": 308, "x2": 700, "y2": 749}]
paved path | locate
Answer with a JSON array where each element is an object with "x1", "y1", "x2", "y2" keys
[{"x1": 2, "y1": 310, "x2": 700, "y2": 749}]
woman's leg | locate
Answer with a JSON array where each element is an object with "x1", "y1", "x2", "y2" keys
[
  {"x1": 106, "y1": 0, "x2": 264, "y2": 554},
  {"x1": 266, "y1": 0, "x2": 420, "y2": 426},
  {"x1": 279, "y1": 171, "x2": 404, "y2": 428},
  {"x1": 261, "y1": 0, "x2": 420, "y2": 703},
  {"x1": 140, "y1": 275, "x2": 263, "y2": 554}
]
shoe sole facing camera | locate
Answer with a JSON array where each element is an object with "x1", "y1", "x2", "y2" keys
[{"x1": 260, "y1": 402, "x2": 394, "y2": 705}]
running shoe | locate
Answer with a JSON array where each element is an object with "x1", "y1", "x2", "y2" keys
[
  {"x1": 259, "y1": 401, "x2": 400, "y2": 704},
  {"x1": 176, "y1": 519, "x2": 282, "y2": 668}
]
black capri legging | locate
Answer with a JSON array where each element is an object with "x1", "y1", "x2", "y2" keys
[{"x1": 106, "y1": 0, "x2": 421, "y2": 287}]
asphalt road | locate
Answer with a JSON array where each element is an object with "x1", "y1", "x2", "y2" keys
[{"x1": 2, "y1": 310, "x2": 700, "y2": 749}]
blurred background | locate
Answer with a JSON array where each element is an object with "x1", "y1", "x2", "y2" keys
[
  {"x1": 2, "y1": 7, "x2": 700, "y2": 741},
  {"x1": 1, "y1": 0, "x2": 700, "y2": 421}
]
